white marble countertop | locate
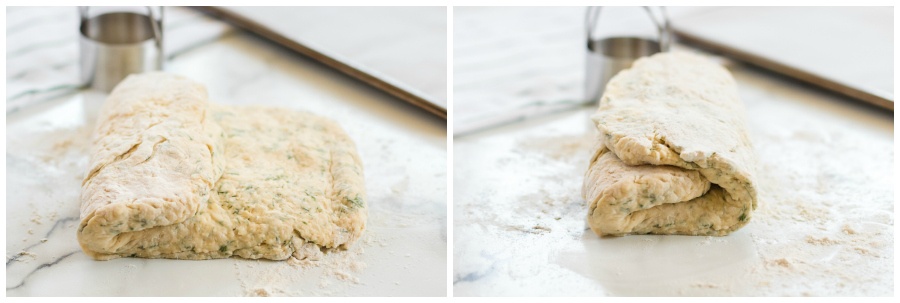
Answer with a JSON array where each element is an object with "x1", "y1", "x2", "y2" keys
[
  {"x1": 453, "y1": 7, "x2": 892, "y2": 296},
  {"x1": 453, "y1": 7, "x2": 706, "y2": 135},
  {"x1": 452, "y1": 58, "x2": 893, "y2": 296},
  {"x1": 6, "y1": 7, "x2": 446, "y2": 297}
]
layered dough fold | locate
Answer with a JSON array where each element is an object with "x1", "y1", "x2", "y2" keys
[
  {"x1": 582, "y1": 52, "x2": 757, "y2": 237},
  {"x1": 78, "y1": 72, "x2": 366, "y2": 260}
]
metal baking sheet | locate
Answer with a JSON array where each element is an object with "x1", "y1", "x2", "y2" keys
[
  {"x1": 197, "y1": 6, "x2": 448, "y2": 119},
  {"x1": 671, "y1": 6, "x2": 893, "y2": 110}
]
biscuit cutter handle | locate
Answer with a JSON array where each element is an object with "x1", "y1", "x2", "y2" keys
[{"x1": 585, "y1": 6, "x2": 671, "y2": 52}]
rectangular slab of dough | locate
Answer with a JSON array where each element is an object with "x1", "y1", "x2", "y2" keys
[
  {"x1": 582, "y1": 52, "x2": 758, "y2": 237},
  {"x1": 78, "y1": 72, "x2": 367, "y2": 260}
]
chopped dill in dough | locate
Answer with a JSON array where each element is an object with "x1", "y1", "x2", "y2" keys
[
  {"x1": 583, "y1": 52, "x2": 758, "y2": 237},
  {"x1": 77, "y1": 72, "x2": 367, "y2": 261}
]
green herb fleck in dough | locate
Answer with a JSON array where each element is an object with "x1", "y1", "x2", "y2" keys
[
  {"x1": 346, "y1": 195, "x2": 365, "y2": 208},
  {"x1": 582, "y1": 52, "x2": 757, "y2": 237},
  {"x1": 76, "y1": 73, "x2": 367, "y2": 261}
]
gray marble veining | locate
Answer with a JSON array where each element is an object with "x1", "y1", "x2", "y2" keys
[
  {"x1": 6, "y1": 7, "x2": 233, "y2": 114},
  {"x1": 7, "y1": 7, "x2": 446, "y2": 296}
]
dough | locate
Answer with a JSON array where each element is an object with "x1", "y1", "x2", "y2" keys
[
  {"x1": 78, "y1": 73, "x2": 367, "y2": 260},
  {"x1": 582, "y1": 52, "x2": 757, "y2": 236}
]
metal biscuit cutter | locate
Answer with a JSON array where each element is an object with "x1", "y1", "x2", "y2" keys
[
  {"x1": 80, "y1": 6, "x2": 164, "y2": 93},
  {"x1": 584, "y1": 6, "x2": 670, "y2": 104}
]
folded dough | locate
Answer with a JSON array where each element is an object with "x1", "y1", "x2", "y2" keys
[
  {"x1": 78, "y1": 73, "x2": 366, "y2": 260},
  {"x1": 582, "y1": 52, "x2": 757, "y2": 237}
]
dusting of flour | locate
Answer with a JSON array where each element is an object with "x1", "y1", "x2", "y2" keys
[
  {"x1": 234, "y1": 233, "x2": 373, "y2": 296},
  {"x1": 454, "y1": 64, "x2": 892, "y2": 296},
  {"x1": 7, "y1": 116, "x2": 374, "y2": 297}
]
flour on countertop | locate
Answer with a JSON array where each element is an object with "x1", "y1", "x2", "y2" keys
[
  {"x1": 234, "y1": 232, "x2": 373, "y2": 296},
  {"x1": 11, "y1": 109, "x2": 378, "y2": 297},
  {"x1": 691, "y1": 282, "x2": 721, "y2": 289},
  {"x1": 455, "y1": 67, "x2": 892, "y2": 295},
  {"x1": 7, "y1": 124, "x2": 91, "y2": 268},
  {"x1": 10, "y1": 251, "x2": 38, "y2": 263},
  {"x1": 733, "y1": 94, "x2": 893, "y2": 295}
]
